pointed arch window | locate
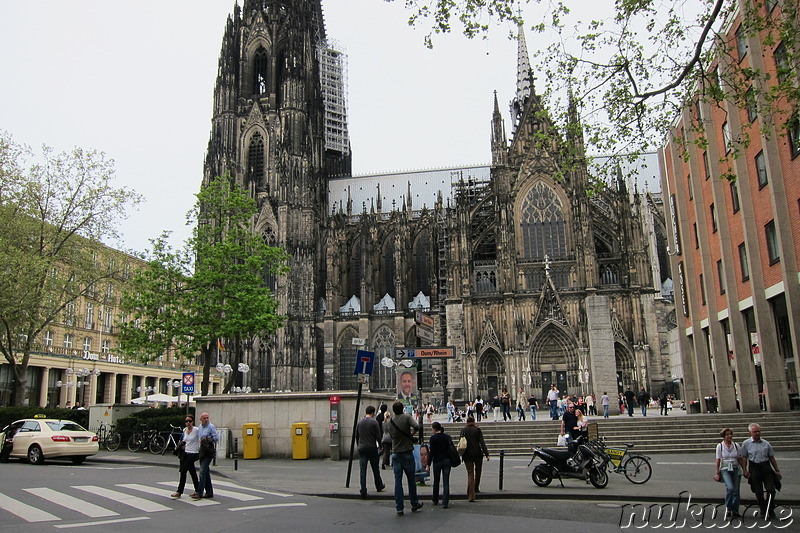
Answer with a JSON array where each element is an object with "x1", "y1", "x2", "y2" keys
[
  {"x1": 378, "y1": 236, "x2": 396, "y2": 299},
  {"x1": 253, "y1": 47, "x2": 269, "y2": 95},
  {"x1": 373, "y1": 327, "x2": 396, "y2": 391},
  {"x1": 247, "y1": 132, "x2": 264, "y2": 189},
  {"x1": 411, "y1": 230, "x2": 432, "y2": 296},
  {"x1": 519, "y1": 182, "x2": 567, "y2": 260}
]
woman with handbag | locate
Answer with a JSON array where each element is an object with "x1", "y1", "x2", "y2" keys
[
  {"x1": 428, "y1": 422, "x2": 453, "y2": 508},
  {"x1": 171, "y1": 414, "x2": 200, "y2": 498},
  {"x1": 460, "y1": 416, "x2": 489, "y2": 502},
  {"x1": 381, "y1": 412, "x2": 393, "y2": 469},
  {"x1": 713, "y1": 427, "x2": 745, "y2": 518}
]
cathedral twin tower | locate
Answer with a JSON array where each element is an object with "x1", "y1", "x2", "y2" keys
[{"x1": 202, "y1": 1, "x2": 673, "y2": 403}]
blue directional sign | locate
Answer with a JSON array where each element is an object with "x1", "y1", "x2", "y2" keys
[
  {"x1": 182, "y1": 372, "x2": 195, "y2": 394},
  {"x1": 353, "y1": 350, "x2": 375, "y2": 376}
]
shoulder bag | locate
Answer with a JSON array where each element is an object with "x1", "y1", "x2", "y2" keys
[
  {"x1": 390, "y1": 417, "x2": 418, "y2": 444},
  {"x1": 456, "y1": 429, "x2": 468, "y2": 455},
  {"x1": 448, "y1": 436, "x2": 461, "y2": 467}
]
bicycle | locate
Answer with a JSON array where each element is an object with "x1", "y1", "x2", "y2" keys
[
  {"x1": 602, "y1": 441, "x2": 652, "y2": 484},
  {"x1": 96, "y1": 422, "x2": 122, "y2": 452},
  {"x1": 154, "y1": 424, "x2": 183, "y2": 455},
  {"x1": 127, "y1": 426, "x2": 163, "y2": 453}
]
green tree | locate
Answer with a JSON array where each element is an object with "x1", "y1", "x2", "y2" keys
[
  {"x1": 388, "y1": 0, "x2": 800, "y2": 171},
  {"x1": 0, "y1": 132, "x2": 142, "y2": 405},
  {"x1": 119, "y1": 175, "x2": 288, "y2": 395}
]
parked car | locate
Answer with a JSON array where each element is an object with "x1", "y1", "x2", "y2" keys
[{"x1": 2, "y1": 418, "x2": 99, "y2": 464}]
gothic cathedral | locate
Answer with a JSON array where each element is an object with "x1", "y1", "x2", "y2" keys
[{"x1": 202, "y1": 0, "x2": 675, "y2": 403}]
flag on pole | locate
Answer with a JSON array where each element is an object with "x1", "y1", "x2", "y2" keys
[{"x1": 217, "y1": 338, "x2": 225, "y2": 352}]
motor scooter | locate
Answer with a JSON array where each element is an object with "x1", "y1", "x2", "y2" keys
[{"x1": 528, "y1": 435, "x2": 609, "y2": 488}]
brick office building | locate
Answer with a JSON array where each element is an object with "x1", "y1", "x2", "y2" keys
[{"x1": 659, "y1": 0, "x2": 800, "y2": 413}]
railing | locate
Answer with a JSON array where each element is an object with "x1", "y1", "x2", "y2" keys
[{"x1": 517, "y1": 260, "x2": 576, "y2": 292}]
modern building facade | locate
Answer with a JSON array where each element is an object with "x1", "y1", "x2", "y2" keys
[
  {"x1": 659, "y1": 0, "x2": 799, "y2": 413},
  {"x1": 203, "y1": 0, "x2": 675, "y2": 403}
]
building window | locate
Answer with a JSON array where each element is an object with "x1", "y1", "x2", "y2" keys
[
  {"x1": 44, "y1": 330, "x2": 53, "y2": 346},
  {"x1": 83, "y1": 337, "x2": 91, "y2": 352},
  {"x1": 702, "y1": 151, "x2": 710, "y2": 179},
  {"x1": 789, "y1": 114, "x2": 800, "y2": 158},
  {"x1": 693, "y1": 222, "x2": 700, "y2": 249},
  {"x1": 710, "y1": 203, "x2": 718, "y2": 233},
  {"x1": 745, "y1": 88, "x2": 757, "y2": 122},
  {"x1": 730, "y1": 181, "x2": 740, "y2": 213},
  {"x1": 774, "y1": 42, "x2": 789, "y2": 84},
  {"x1": 717, "y1": 260, "x2": 726, "y2": 294},
  {"x1": 252, "y1": 47, "x2": 269, "y2": 95},
  {"x1": 247, "y1": 132, "x2": 265, "y2": 188},
  {"x1": 85, "y1": 302, "x2": 94, "y2": 330},
  {"x1": 519, "y1": 182, "x2": 568, "y2": 260},
  {"x1": 105, "y1": 283, "x2": 114, "y2": 301},
  {"x1": 700, "y1": 274, "x2": 706, "y2": 305},
  {"x1": 64, "y1": 334, "x2": 73, "y2": 349},
  {"x1": 722, "y1": 121, "x2": 733, "y2": 153},
  {"x1": 102, "y1": 340, "x2": 110, "y2": 354},
  {"x1": 687, "y1": 174, "x2": 693, "y2": 200},
  {"x1": 735, "y1": 24, "x2": 748, "y2": 61},
  {"x1": 64, "y1": 302, "x2": 75, "y2": 326},
  {"x1": 738, "y1": 242, "x2": 749, "y2": 281},
  {"x1": 765, "y1": 220, "x2": 780, "y2": 264},
  {"x1": 755, "y1": 150, "x2": 769, "y2": 188}
]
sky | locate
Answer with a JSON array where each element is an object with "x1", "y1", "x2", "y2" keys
[{"x1": 0, "y1": 0, "x2": 602, "y2": 254}]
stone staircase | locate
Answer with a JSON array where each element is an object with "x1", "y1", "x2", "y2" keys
[{"x1": 439, "y1": 412, "x2": 800, "y2": 456}]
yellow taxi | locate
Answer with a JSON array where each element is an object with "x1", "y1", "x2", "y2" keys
[{"x1": 2, "y1": 418, "x2": 99, "y2": 465}]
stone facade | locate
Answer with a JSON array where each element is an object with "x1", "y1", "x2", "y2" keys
[{"x1": 203, "y1": 1, "x2": 675, "y2": 404}]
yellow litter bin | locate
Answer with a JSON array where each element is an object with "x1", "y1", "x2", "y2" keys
[
  {"x1": 242, "y1": 423, "x2": 261, "y2": 459},
  {"x1": 292, "y1": 422, "x2": 310, "y2": 460}
]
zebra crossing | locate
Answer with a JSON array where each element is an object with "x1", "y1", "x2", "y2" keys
[{"x1": 0, "y1": 479, "x2": 306, "y2": 525}]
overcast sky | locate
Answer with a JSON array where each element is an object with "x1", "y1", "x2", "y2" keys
[{"x1": 0, "y1": 0, "x2": 594, "y2": 254}]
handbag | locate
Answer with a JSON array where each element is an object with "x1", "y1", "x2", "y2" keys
[
  {"x1": 173, "y1": 440, "x2": 186, "y2": 457},
  {"x1": 448, "y1": 436, "x2": 462, "y2": 467},
  {"x1": 456, "y1": 435, "x2": 468, "y2": 455},
  {"x1": 557, "y1": 434, "x2": 568, "y2": 447}
]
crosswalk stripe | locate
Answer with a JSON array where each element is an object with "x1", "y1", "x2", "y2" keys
[
  {"x1": 203, "y1": 488, "x2": 262, "y2": 502},
  {"x1": 230, "y1": 503, "x2": 308, "y2": 512},
  {"x1": 123, "y1": 484, "x2": 217, "y2": 506},
  {"x1": 54, "y1": 517, "x2": 149, "y2": 529},
  {"x1": 73, "y1": 486, "x2": 170, "y2": 513},
  {"x1": 23, "y1": 488, "x2": 119, "y2": 518},
  {"x1": 0, "y1": 492, "x2": 61, "y2": 523},
  {"x1": 208, "y1": 480, "x2": 292, "y2": 497}
]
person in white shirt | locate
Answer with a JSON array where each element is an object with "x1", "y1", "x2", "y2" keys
[{"x1": 547, "y1": 384, "x2": 559, "y2": 420}]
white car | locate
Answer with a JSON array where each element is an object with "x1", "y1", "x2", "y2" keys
[{"x1": 2, "y1": 418, "x2": 99, "y2": 465}]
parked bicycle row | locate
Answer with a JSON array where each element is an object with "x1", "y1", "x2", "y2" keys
[{"x1": 95, "y1": 421, "x2": 185, "y2": 455}]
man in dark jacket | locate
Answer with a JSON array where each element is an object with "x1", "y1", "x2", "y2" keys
[
  {"x1": 638, "y1": 388, "x2": 651, "y2": 416},
  {"x1": 624, "y1": 387, "x2": 636, "y2": 417},
  {"x1": 388, "y1": 401, "x2": 423, "y2": 515},
  {"x1": 659, "y1": 389, "x2": 669, "y2": 416},
  {"x1": 355, "y1": 405, "x2": 385, "y2": 498}
]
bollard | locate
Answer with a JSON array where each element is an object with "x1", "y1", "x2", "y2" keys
[
  {"x1": 234, "y1": 437, "x2": 238, "y2": 471},
  {"x1": 499, "y1": 449, "x2": 504, "y2": 490}
]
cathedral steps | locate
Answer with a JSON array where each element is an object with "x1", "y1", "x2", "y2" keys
[{"x1": 438, "y1": 412, "x2": 800, "y2": 456}]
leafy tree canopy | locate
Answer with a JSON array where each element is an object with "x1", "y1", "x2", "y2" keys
[
  {"x1": 0, "y1": 131, "x2": 142, "y2": 405},
  {"x1": 387, "y1": 0, "x2": 800, "y2": 176}
]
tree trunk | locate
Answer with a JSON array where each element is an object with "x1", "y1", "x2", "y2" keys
[{"x1": 201, "y1": 344, "x2": 213, "y2": 396}]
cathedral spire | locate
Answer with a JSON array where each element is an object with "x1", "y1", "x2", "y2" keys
[
  {"x1": 491, "y1": 91, "x2": 507, "y2": 165},
  {"x1": 509, "y1": 22, "x2": 533, "y2": 134}
]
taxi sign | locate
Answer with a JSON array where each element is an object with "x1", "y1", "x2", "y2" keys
[{"x1": 182, "y1": 372, "x2": 195, "y2": 394}]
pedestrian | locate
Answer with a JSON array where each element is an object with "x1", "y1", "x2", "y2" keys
[
  {"x1": 638, "y1": 388, "x2": 650, "y2": 416},
  {"x1": 381, "y1": 411, "x2": 393, "y2": 469},
  {"x1": 741, "y1": 423, "x2": 782, "y2": 519},
  {"x1": 547, "y1": 384, "x2": 559, "y2": 420},
  {"x1": 560, "y1": 402, "x2": 581, "y2": 443},
  {"x1": 460, "y1": 416, "x2": 489, "y2": 502},
  {"x1": 171, "y1": 414, "x2": 200, "y2": 498},
  {"x1": 618, "y1": 392, "x2": 625, "y2": 415},
  {"x1": 490, "y1": 395, "x2": 501, "y2": 422},
  {"x1": 713, "y1": 428, "x2": 745, "y2": 518},
  {"x1": 473, "y1": 396, "x2": 484, "y2": 422},
  {"x1": 0, "y1": 421, "x2": 23, "y2": 463},
  {"x1": 586, "y1": 394, "x2": 595, "y2": 416},
  {"x1": 447, "y1": 399, "x2": 455, "y2": 423},
  {"x1": 624, "y1": 387, "x2": 636, "y2": 417},
  {"x1": 425, "y1": 402, "x2": 435, "y2": 424},
  {"x1": 387, "y1": 401, "x2": 423, "y2": 515},
  {"x1": 600, "y1": 391, "x2": 610, "y2": 418},
  {"x1": 500, "y1": 388, "x2": 512, "y2": 421},
  {"x1": 429, "y1": 421, "x2": 452, "y2": 508},
  {"x1": 659, "y1": 389, "x2": 669, "y2": 416},
  {"x1": 376, "y1": 403, "x2": 388, "y2": 425},
  {"x1": 527, "y1": 394, "x2": 538, "y2": 420},
  {"x1": 356, "y1": 405, "x2": 385, "y2": 498},
  {"x1": 516, "y1": 387, "x2": 526, "y2": 421},
  {"x1": 191, "y1": 412, "x2": 218, "y2": 499}
]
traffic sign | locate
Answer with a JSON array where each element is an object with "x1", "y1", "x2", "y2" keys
[
  {"x1": 416, "y1": 325, "x2": 435, "y2": 343},
  {"x1": 415, "y1": 311, "x2": 435, "y2": 329},
  {"x1": 182, "y1": 372, "x2": 195, "y2": 394},
  {"x1": 351, "y1": 337, "x2": 366, "y2": 346},
  {"x1": 353, "y1": 350, "x2": 375, "y2": 375},
  {"x1": 395, "y1": 346, "x2": 456, "y2": 359}
]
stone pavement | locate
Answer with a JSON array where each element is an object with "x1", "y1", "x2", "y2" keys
[{"x1": 90, "y1": 446, "x2": 800, "y2": 507}]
